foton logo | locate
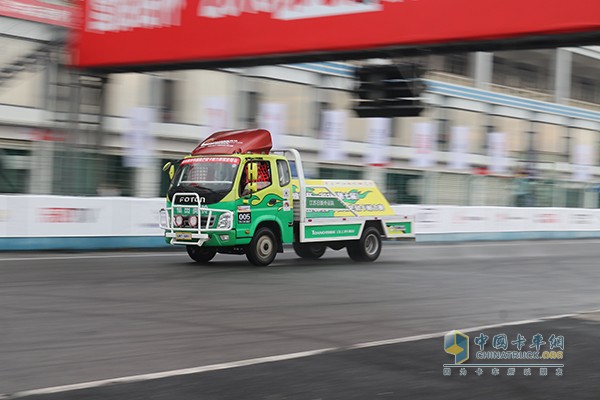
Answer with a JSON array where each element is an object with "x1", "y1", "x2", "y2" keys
[
  {"x1": 176, "y1": 196, "x2": 205, "y2": 205},
  {"x1": 86, "y1": 0, "x2": 185, "y2": 32},
  {"x1": 199, "y1": 0, "x2": 384, "y2": 20}
]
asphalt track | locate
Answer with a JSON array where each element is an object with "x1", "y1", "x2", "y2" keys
[{"x1": 1, "y1": 240, "x2": 600, "y2": 399}]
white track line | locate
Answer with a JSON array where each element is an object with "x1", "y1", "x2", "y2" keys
[
  {"x1": 3, "y1": 238, "x2": 598, "y2": 262},
  {"x1": 0, "y1": 253, "x2": 187, "y2": 262},
  {"x1": 4, "y1": 308, "x2": 599, "y2": 399},
  {"x1": 395, "y1": 238, "x2": 600, "y2": 250}
]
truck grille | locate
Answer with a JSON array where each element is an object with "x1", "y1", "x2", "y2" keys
[{"x1": 178, "y1": 215, "x2": 215, "y2": 228}]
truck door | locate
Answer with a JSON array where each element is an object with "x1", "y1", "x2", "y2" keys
[
  {"x1": 236, "y1": 159, "x2": 293, "y2": 243},
  {"x1": 275, "y1": 159, "x2": 294, "y2": 242}
]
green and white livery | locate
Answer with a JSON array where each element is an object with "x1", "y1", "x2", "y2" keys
[{"x1": 159, "y1": 129, "x2": 415, "y2": 266}]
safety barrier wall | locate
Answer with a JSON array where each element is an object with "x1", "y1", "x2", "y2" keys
[
  {"x1": 393, "y1": 205, "x2": 600, "y2": 242},
  {"x1": 0, "y1": 195, "x2": 166, "y2": 250},
  {"x1": 1, "y1": 196, "x2": 600, "y2": 251}
]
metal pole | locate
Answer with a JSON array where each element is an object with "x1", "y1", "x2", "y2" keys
[
  {"x1": 65, "y1": 70, "x2": 82, "y2": 195},
  {"x1": 94, "y1": 76, "x2": 108, "y2": 195}
]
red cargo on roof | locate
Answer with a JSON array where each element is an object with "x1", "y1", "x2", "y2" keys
[{"x1": 191, "y1": 129, "x2": 273, "y2": 156}]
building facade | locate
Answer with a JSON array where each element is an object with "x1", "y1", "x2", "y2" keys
[{"x1": 1, "y1": 9, "x2": 600, "y2": 208}]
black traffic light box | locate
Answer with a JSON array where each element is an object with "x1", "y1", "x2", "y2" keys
[{"x1": 352, "y1": 63, "x2": 427, "y2": 118}]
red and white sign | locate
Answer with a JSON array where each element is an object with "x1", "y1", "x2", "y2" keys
[
  {"x1": 181, "y1": 157, "x2": 240, "y2": 165},
  {"x1": 411, "y1": 122, "x2": 437, "y2": 168},
  {"x1": 72, "y1": 0, "x2": 600, "y2": 68},
  {"x1": 0, "y1": 0, "x2": 74, "y2": 27}
]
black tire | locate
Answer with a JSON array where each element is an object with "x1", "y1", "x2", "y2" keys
[
  {"x1": 186, "y1": 245, "x2": 217, "y2": 263},
  {"x1": 246, "y1": 227, "x2": 277, "y2": 266},
  {"x1": 293, "y1": 242, "x2": 326, "y2": 259},
  {"x1": 347, "y1": 226, "x2": 382, "y2": 262}
]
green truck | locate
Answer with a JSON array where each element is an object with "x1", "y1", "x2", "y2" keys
[{"x1": 159, "y1": 129, "x2": 414, "y2": 266}]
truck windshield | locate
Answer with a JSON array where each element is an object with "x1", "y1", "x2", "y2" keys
[{"x1": 169, "y1": 157, "x2": 240, "y2": 202}]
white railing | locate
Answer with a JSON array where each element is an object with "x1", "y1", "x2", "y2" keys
[{"x1": 159, "y1": 192, "x2": 233, "y2": 246}]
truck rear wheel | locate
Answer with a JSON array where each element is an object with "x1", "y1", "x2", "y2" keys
[
  {"x1": 186, "y1": 245, "x2": 217, "y2": 263},
  {"x1": 347, "y1": 227, "x2": 382, "y2": 262},
  {"x1": 246, "y1": 227, "x2": 277, "y2": 266},
  {"x1": 293, "y1": 242, "x2": 326, "y2": 259}
]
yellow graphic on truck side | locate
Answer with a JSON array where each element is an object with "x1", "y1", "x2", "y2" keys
[{"x1": 292, "y1": 179, "x2": 396, "y2": 218}]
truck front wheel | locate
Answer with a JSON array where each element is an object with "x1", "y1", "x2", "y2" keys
[
  {"x1": 186, "y1": 245, "x2": 217, "y2": 263},
  {"x1": 347, "y1": 227, "x2": 382, "y2": 262},
  {"x1": 293, "y1": 242, "x2": 326, "y2": 259},
  {"x1": 246, "y1": 227, "x2": 277, "y2": 266}
]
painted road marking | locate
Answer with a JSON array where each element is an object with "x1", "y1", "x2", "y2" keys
[
  {"x1": 4, "y1": 238, "x2": 599, "y2": 263},
  {"x1": 0, "y1": 253, "x2": 187, "y2": 262},
  {"x1": 3, "y1": 308, "x2": 599, "y2": 399},
  {"x1": 396, "y1": 238, "x2": 600, "y2": 250}
]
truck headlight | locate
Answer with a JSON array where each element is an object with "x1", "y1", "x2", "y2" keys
[
  {"x1": 174, "y1": 215, "x2": 184, "y2": 227},
  {"x1": 217, "y1": 213, "x2": 232, "y2": 229}
]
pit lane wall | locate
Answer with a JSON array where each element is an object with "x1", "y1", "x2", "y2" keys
[
  {"x1": 0, "y1": 195, "x2": 165, "y2": 251},
  {"x1": 1, "y1": 196, "x2": 600, "y2": 251},
  {"x1": 393, "y1": 205, "x2": 600, "y2": 242}
]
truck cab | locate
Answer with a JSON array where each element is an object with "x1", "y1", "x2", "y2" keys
[{"x1": 160, "y1": 129, "x2": 295, "y2": 265}]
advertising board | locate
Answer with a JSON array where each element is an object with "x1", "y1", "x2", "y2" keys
[
  {"x1": 0, "y1": 0, "x2": 73, "y2": 27},
  {"x1": 72, "y1": 0, "x2": 600, "y2": 69}
]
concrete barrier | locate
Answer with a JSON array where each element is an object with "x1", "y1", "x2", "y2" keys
[
  {"x1": 393, "y1": 205, "x2": 600, "y2": 242},
  {"x1": 1, "y1": 196, "x2": 600, "y2": 250},
  {"x1": 0, "y1": 195, "x2": 166, "y2": 250}
]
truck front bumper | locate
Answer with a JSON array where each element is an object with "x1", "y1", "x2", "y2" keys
[
  {"x1": 163, "y1": 230, "x2": 251, "y2": 247},
  {"x1": 159, "y1": 202, "x2": 236, "y2": 247}
]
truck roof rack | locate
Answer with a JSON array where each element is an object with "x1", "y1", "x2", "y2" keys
[{"x1": 192, "y1": 129, "x2": 272, "y2": 156}]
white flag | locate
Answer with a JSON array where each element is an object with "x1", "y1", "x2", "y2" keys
[
  {"x1": 488, "y1": 132, "x2": 507, "y2": 174},
  {"x1": 573, "y1": 144, "x2": 592, "y2": 181},
  {"x1": 320, "y1": 110, "x2": 346, "y2": 161},
  {"x1": 411, "y1": 122, "x2": 437, "y2": 168},
  {"x1": 124, "y1": 107, "x2": 155, "y2": 168},
  {"x1": 449, "y1": 126, "x2": 469, "y2": 170},
  {"x1": 364, "y1": 118, "x2": 391, "y2": 165},
  {"x1": 202, "y1": 96, "x2": 228, "y2": 134},
  {"x1": 258, "y1": 103, "x2": 287, "y2": 149}
]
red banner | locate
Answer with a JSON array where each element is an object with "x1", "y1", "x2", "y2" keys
[
  {"x1": 72, "y1": 0, "x2": 600, "y2": 69},
  {"x1": 0, "y1": 0, "x2": 74, "y2": 27}
]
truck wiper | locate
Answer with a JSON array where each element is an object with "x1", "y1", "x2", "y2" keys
[{"x1": 182, "y1": 184, "x2": 218, "y2": 194}]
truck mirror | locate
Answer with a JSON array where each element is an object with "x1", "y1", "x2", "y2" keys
[{"x1": 162, "y1": 162, "x2": 175, "y2": 180}]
